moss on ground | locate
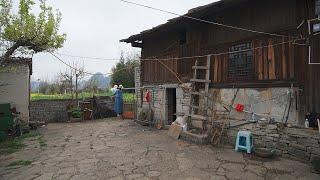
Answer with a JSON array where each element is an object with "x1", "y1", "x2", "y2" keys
[
  {"x1": 37, "y1": 136, "x2": 47, "y2": 148},
  {"x1": 7, "y1": 160, "x2": 32, "y2": 167},
  {"x1": 0, "y1": 131, "x2": 41, "y2": 155}
]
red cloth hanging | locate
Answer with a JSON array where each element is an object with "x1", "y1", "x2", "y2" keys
[
  {"x1": 145, "y1": 90, "x2": 152, "y2": 102},
  {"x1": 235, "y1": 103, "x2": 245, "y2": 112}
]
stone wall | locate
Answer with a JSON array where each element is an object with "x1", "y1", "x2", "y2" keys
[
  {"x1": 30, "y1": 100, "x2": 72, "y2": 123},
  {"x1": 30, "y1": 97, "x2": 115, "y2": 123},
  {"x1": 135, "y1": 67, "x2": 142, "y2": 118},
  {"x1": 137, "y1": 84, "x2": 190, "y2": 125},
  {"x1": 224, "y1": 122, "x2": 320, "y2": 163},
  {"x1": 176, "y1": 85, "x2": 191, "y2": 116},
  {"x1": 205, "y1": 87, "x2": 302, "y2": 126}
]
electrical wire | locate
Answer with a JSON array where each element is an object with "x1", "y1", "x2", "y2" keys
[
  {"x1": 50, "y1": 52, "x2": 139, "y2": 77},
  {"x1": 154, "y1": 57, "x2": 183, "y2": 84},
  {"x1": 56, "y1": 52, "x2": 120, "y2": 61},
  {"x1": 55, "y1": 38, "x2": 305, "y2": 63},
  {"x1": 120, "y1": 0, "x2": 297, "y2": 39},
  {"x1": 140, "y1": 38, "x2": 305, "y2": 61}
]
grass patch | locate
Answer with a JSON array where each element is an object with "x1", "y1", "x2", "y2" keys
[
  {"x1": 0, "y1": 138, "x2": 26, "y2": 155},
  {"x1": 7, "y1": 160, "x2": 32, "y2": 167},
  {"x1": 0, "y1": 131, "x2": 41, "y2": 155},
  {"x1": 31, "y1": 92, "x2": 136, "y2": 103},
  {"x1": 37, "y1": 136, "x2": 47, "y2": 148},
  {"x1": 31, "y1": 91, "x2": 114, "y2": 101},
  {"x1": 20, "y1": 131, "x2": 40, "y2": 139}
]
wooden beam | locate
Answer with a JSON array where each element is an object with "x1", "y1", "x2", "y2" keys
[{"x1": 131, "y1": 42, "x2": 143, "y2": 48}]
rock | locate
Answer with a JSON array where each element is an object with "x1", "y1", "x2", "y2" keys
[
  {"x1": 267, "y1": 125, "x2": 278, "y2": 130},
  {"x1": 311, "y1": 156, "x2": 320, "y2": 173},
  {"x1": 147, "y1": 171, "x2": 161, "y2": 177},
  {"x1": 127, "y1": 174, "x2": 144, "y2": 179},
  {"x1": 268, "y1": 134, "x2": 280, "y2": 138},
  {"x1": 34, "y1": 173, "x2": 54, "y2": 180}
]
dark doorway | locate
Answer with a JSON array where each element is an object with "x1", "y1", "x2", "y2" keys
[{"x1": 167, "y1": 88, "x2": 177, "y2": 125}]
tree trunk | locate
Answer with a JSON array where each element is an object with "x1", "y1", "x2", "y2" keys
[
  {"x1": 1, "y1": 40, "x2": 41, "y2": 64},
  {"x1": 1, "y1": 42, "x2": 22, "y2": 63}
]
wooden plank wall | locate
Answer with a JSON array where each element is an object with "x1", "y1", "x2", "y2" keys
[
  {"x1": 142, "y1": 36, "x2": 296, "y2": 85},
  {"x1": 142, "y1": 45, "x2": 179, "y2": 84},
  {"x1": 210, "y1": 37, "x2": 295, "y2": 84}
]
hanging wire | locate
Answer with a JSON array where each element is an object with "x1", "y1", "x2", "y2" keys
[
  {"x1": 50, "y1": 52, "x2": 138, "y2": 76},
  {"x1": 120, "y1": 0, "x2": 297, "y2": 39},
  {"x1": 53, "y1": 38, "x2": 305, "y2": 63}
]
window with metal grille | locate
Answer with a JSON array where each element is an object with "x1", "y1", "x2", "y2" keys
[{"x1": 228, "y1": 43, "x2": 254, "y2": 81}]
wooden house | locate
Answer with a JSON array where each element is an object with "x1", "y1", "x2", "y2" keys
[
  {"x1": 122, "y1": 0, "x2": 320, "y2": 163},
  {"x1": 123, "y1": 0, "x2": 320, "y2": 127}
]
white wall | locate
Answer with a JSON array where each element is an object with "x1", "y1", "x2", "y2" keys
[{"x1": 0, "y1": 64, "x2": 30, "y2": 122}]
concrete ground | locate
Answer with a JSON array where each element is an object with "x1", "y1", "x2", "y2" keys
[{"x1": 0, "y1": 119, "x2": 319, "y2": 180}]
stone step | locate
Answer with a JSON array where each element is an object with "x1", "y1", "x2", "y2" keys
[
  {"x1": 180, "y1": 131, "x2": 209, "y2": 145},
  {"x1": 188, "y1": 114, "x2": 207, "y2": 120}
]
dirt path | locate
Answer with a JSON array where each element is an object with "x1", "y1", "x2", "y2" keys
[{"x1": 0, "y1": 119, "x2": 319, "y2": 180}]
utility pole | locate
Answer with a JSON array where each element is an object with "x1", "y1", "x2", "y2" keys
[
  {"x1": 37, "y1": 78, "x2": 40, "y2": 94},
  {"x1": 75, "y1": 72, "x2": 79, "y2": 106},
  {"x1": 71, "y1": 69, "x2": 74, "y2": 100}
]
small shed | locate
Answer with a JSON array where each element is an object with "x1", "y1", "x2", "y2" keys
[{"x1": 0, "y1": 58, "x2": 33, "y2": 123}]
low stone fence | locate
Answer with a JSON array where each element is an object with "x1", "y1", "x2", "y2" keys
[
  {"x1": 30, "y1": 99, "x2": 72, "y2": 123},
  {"x1": 224, "y1": 121, "x2": 320, "y2": 163},
  {"x1": 30, "y1": 97, "x2": 115, "y2": 123}
]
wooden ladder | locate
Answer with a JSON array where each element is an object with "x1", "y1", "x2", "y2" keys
[{"x1": 188, "y1": 55, "x2": 211, "y2": 131}]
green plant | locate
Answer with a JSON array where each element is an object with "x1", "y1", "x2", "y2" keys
[
  {"x1": 0, "y1": 138, "x2": 25, "y2": 155},
  {"x1": 69, "y1": 107, "x2": 82, "y2": 118},
  {"x1": 0, "y1": 131, "x2": 41, "y2": 155},
  {"x1": 7, "y1": 159, "x2": 32, "y2": 167},
  {"x1": 37, "y1": 136, "x2": 47, "y2": 148},
  {"x1": 30, "y1": 92, "x2": 135, "y2": 103}
]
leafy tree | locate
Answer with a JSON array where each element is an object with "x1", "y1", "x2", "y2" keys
[
  {"x1": 38, "y1": 80, "x2": 49, "y2": 94},
  {"x1": 111, "y1": 51, "x2": 139, "y2": 88},
  {"x1": 0, "y1": 0, "x2": 66, "y2": 62}
]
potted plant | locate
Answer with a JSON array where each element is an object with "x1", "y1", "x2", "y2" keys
[{"x1": 68, "y1": 107, "x2": 83, "y2": 122}]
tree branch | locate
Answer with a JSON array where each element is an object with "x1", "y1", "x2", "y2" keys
[{"x1": 1, "y1": 40, "x2": 43, "y2": 63}]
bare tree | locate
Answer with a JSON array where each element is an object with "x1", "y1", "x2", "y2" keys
[
  {"x1": 59, "y1": 68, "x2": 75, "y2": 98},
  {"x1": 73, "y1": 62, "x2": 85, "y2": 105},
  {"x1": 58, "y1": 62, "x2": 85, "y2": 105}
]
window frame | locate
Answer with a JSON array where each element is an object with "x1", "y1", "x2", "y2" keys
[{"x1": 228, "y1": 42, "x2": 254, "y2": 82}]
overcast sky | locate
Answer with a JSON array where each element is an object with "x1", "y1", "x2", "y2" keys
[{"x1": 31, "y1": 0, "x2": 218, "y2": 81}]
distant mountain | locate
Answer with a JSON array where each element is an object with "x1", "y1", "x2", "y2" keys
[
  {"x1": 30, "y1": 81, "x2": 40, "y2": 92},
  {"x1": 87, "y1": 72, "x2": 110, "y2": 89},
  {"x1": 30, "y1": 73, "x2": 110, "y2": 92}
]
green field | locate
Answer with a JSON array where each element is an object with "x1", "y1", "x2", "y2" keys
[{"x1": 31, "y1": 92, "x2": 135, "y2": 103}]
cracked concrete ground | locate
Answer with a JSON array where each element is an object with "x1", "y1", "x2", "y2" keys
[{"x1": 0, "y1": 119, "x2": 319, "y2": 180}]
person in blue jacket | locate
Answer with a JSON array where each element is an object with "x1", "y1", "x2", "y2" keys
[{"x1": 114, "y1": 85, "x2": 123, "y2": 117}]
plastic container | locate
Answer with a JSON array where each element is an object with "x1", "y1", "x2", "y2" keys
[{"x1": 305, "y1": 118, "x2": 309, "y2": 128}]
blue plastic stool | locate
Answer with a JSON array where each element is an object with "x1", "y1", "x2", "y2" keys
[{"x1": 235, "y1": 130, "x2": 253, "y2": 154}]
